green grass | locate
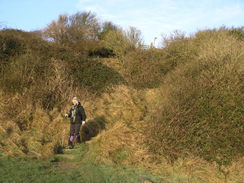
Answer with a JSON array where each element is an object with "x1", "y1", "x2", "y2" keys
[
  {"x1": 0, "y1": 156, "x2": 163, "y2": 183},
  {"x1": 0, "y1": 143, "x2": 207, "y2": 183}
]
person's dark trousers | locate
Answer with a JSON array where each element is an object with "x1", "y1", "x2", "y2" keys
[{"x1": 68, "y1": 123, "x2": 82, "y2": 147}]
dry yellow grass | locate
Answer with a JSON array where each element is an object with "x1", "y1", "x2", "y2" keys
[
  {"x1": 1, "y1": 28, "x2": 243, "y2": 183},
  {"x1": 0, "y1": 92, "x2": 69, "y2": 158}
]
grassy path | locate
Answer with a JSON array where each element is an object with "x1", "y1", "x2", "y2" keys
[
  {"x1": 0, "y1": 144, "x2": 209, "y2": 183},
  {"x1": 51, "y1": 143, "x2": 161, "y2": 183},
  {"x1": 0, "y1": 143, "x2": 162, "y2": 183}
]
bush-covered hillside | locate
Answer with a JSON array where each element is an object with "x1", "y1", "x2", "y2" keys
[{"x1": 0, "y1": 11, "x2": 243, "y2": 183}]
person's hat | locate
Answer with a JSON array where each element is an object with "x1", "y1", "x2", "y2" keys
[{"x1": 72, "y1": 96, "x2": 78, "y2": 101}]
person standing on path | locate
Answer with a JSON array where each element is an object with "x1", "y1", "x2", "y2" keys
[{"x1": 65, "y1": 97, "x2": 86, "y2": 148}]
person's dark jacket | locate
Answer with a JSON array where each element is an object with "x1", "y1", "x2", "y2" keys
[{"x1": 67, "y1": 102, "x2": 86, "y2": 123}]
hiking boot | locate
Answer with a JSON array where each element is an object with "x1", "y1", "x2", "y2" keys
[
  {"x1": 68, "y1": 139, "x2": 74, "y2": 149},
  {"x1": 67, "y1": 145, "x2": 74, "y2": 149}
]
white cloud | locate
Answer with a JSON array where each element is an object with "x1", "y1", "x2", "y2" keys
[{"x1": 76, "y1": 0, "x2": 244, "y2": 45}]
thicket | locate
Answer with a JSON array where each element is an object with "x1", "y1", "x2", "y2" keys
[
  {"x1": 0, "y1": 11, "x2": 243, "y2": 182},
  {"x1": 146, "y1": 29, "x2": 244, "y2": 168}
]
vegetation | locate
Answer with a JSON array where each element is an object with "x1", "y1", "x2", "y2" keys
[
  {"x1": 146, "y1": 29, "x2": 244, "y2": 166},
  {"x1": 0, "y1": 147, "x2": 164, "y2": 183},
  {"x1": 0, "y1": 11, "x2": 243, "y2": 183}
]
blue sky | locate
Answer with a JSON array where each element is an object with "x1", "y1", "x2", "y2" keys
[{"x1": 0, "y1": 0, "x2": 243, "y2": 45}]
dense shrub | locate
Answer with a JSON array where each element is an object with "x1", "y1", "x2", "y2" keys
[
  {"x1": 229, "y1": 27, "x2": 244, "y2": 41},
  {"x1": 102, "y1": 27, "x2": 142, "y2": 57},
  {"x1": 146, "y1": 29, "x2": 244, "y2": 166},
  {"x1": 66, "y1": 58, "x2": 125, "y2": 93},
  {"x1": 88, "y1": 47, "x2": 115, "y2": 58},
  {"x1": 0, "y1": 29, "x2": 25, "y2": 62},
  {"x1": 122, "y1": 49, "x2": 165, "y2": 88}
]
